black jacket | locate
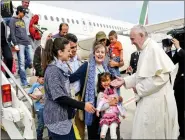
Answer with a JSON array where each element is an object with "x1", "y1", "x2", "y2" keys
[
  {"x1": 1, "y1": 21, "x2": 8, "y2": 44},
  {"x1": 130, "y1": 51, "x2": 140, "y2": 74},
  {"x1": 167, "y1": 49, "x2": 185, "y2": 90},
  {"x1": 1, "y1": 0, "x2": 14, "y2": 18}
]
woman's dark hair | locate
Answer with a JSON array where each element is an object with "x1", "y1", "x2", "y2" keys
[
  {"x1": 42, "y1": 37, "x2": 69, "y2": 73},
  {"x1": 97, "y1": 72, "x2": 116, "y2": 93}
]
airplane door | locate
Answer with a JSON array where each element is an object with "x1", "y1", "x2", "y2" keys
[{"x1": 81, "y1": 19, "x2": 87, "y2": 32}]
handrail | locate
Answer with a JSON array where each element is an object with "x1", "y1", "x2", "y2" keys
[{"x1": 1, "y1": 60, "x2": 33, "y2": 106}]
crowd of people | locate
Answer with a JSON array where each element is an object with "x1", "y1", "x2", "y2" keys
[{"x1": 1, "y1": 0, "x2": 184, "y2": 140}]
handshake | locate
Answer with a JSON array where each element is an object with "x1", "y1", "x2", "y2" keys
[
  {"x1": 110, "y1": 76, "x2": 125, "y2": 88},
  {"x1": 111, "y1": 76, "x2": 138, "y2": 94}
]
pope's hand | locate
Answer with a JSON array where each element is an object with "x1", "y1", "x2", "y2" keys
[{"x1": 110, "y1": 76, "x2": 125, "y2": 88}]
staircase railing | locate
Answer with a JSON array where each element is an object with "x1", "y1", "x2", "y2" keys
[{"x1": 1, "y1": 60, "x2": 34, "y2": 117}]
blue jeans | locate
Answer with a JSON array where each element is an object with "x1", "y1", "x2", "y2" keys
[
  {"x1": 108, "y1": 57, "x2": 121, "y2": 77},
  {"x1": 28, "y1": 36, "x2": 36, "y2": 51},
  {"x1": 17, "y1": 44, "x2": 33, "y2": 86},
  {"x1": 36, "y1": 108, "x2": 44, "y2": 139},
  {"x1": 49, "y1": 126, "x2": 75, "y2": 140},
  {"x1": 108, "y1": 57, "x2": 121, "y2": 95},
  {"x1": 37, "y1": 108, "x2": 52, "y2": 140},
  {"x1": 3, "y1": 17, "x2": 11, "y2": 26}
]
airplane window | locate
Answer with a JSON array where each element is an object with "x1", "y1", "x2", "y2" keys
[
  {"x1": 72, "y1": 19, "x2": 75, "y2": 24},
  {"x1": 100, "y1": 24, "x2": 102, "y2": 27},
  {"x1": 44, "y1": 15, "x2": 48, "y2": 20},
  {"x1": 67, "y1": 18, "x2": 70, "y2": 23},
  {"x1": 50, "y1": 16, "x2": 54, "y2": 21},
  {"x1": 76, "y1": 20, "x2": 79, "y2": 24},
  {"x1": 103, "y1": 24, "x2": 105, "y2": 28},
  {"x1": 93, "y1": 22, "x2": 96, "y2": 26},
  {"x1": 83, "y1": 21, "x2": 85, "y2": 25},
  {"x1": 56, "y1": 17, "x2": 59, "y2": 22},
  {"x1": 106, "y1": 25, "x2": 108, "y2": 28},
  {"x1": 97, "y1": 23, "x2": 99, "y2": 27},
  {"x1": 112, "y1": 25, "x2": 114, "y2": 29},
  {"x1": 61, "y1": 18, "x2": 65, "y2": 23},
  {"x1": 89, "y1": 22, "x2": 91, "y2": 26},
  {"x1": 38, "y1": 14, "x2": 41, "y2": 20},
  {"x1": 109, "y1": 25, "x2": 111, "y2": 28}
]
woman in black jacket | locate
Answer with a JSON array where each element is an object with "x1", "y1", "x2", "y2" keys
[
  {"x1": 1, "y1": 20, "x2": 13, "y2": 78},
  {"x1": 33, "y1": 31, "x2": 52, "y2": 76}
]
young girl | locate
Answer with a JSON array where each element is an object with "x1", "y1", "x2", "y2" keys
[{"x1": 96, "y1": 72, "x2": 126, "y2": 139}]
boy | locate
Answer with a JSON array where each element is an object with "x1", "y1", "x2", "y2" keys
[
  {"x1": 108, "y1": 30, "x2": 123, "y2": 77},
  {"x1": 9, "y1": 5, "x2": 33, "y2": 87},
  {"x1": 108, "y1": 30, "x2": 123, "y2": 95},
  {"x1": 28, "y1": 75, "x2": 45, "y2": 140}
]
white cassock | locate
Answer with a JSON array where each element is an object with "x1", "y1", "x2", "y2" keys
[{"x1": 124, "y1": 38, "x2": 179, "y2": 139}]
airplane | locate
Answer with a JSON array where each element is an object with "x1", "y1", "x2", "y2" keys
[
  {"x1": 11, "y1": 1, "x2": 149, "y2": 69},
  {"x1": 11, "y1": 1, "x2": 184, "y2": 71},
  {"x1": 12, "y1": 1, "x2": 141, "y2": 40}
]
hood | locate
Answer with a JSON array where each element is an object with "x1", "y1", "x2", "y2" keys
[{"x1": 30, "y1": 14, "x2": 39, "y2": 25}]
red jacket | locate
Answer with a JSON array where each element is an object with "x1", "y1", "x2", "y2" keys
[{"x1": 29, "y1": 15, "x2": 41, "y2": 40}]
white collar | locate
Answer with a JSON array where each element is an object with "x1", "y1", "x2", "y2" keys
[{"x1": 69, "y1": 55, "x2": 78, "y2": 62}]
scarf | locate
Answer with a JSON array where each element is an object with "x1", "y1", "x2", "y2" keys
[
  {"x1": 50, "y1": 57, "x2": 70, "y2": 76},
  {"x1": 104, "y1": 87, "x2": 114, "y2": 95},
  {"x1": 85, "y1": 55, "x2": 109, "y2": 126}
]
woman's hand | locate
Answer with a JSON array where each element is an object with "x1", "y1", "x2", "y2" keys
[{"x1": 85, "y1": 102, "x2": 96, "y2": 113}]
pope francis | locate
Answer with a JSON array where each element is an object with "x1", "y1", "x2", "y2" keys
[{"x1": 111, "y1": 25, "x2": 179, "y2": 139}]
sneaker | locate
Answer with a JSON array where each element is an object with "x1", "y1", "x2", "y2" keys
[
  {"x1": 22, "y1": 84, "x2": 31, "y2": 89},
  {"x1": 28, "y1": 63, "x2": 33, "y2": 69}
]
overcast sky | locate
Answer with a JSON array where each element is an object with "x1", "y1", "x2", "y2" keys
[{"x1": 34, "y1": 1, "x2": 184, "y2": 24}]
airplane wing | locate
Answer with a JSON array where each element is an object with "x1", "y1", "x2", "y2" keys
[
  {"x1": 77, "y1": 37, "x2": 94, "y2": 60},
  {"x1": 117, "y1": 18, "x2": 184, "y2": 36},
  {"x1": 145, "y1": 18, "x2": 184, "y2": 34}
]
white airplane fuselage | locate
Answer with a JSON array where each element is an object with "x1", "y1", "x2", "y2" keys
[
  {"x1": 12, "y1": 1, "x2": 137, "y2": 70},
  {"x1": 12, "y1": 1, "x2": 135, "y2": 40}
]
